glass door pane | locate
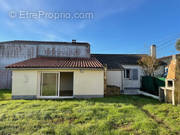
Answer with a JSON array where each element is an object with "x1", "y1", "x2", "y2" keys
[{"x1": 41, "y1": 73, "x2": 58, "y2": 96}]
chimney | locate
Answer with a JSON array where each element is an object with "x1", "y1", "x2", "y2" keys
[
  {"x1": 72, "y1": 39, "x2": 76, "y2": 43},
  {"x1": 172, "y1": 55, "x2": 176, "y2": 61},
  {"x1": 150, "y1": 44, "x2": 156, "y2": 58}
]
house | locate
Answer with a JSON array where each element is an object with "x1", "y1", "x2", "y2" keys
[
  {"x1": 4, "y1": 40, "x2": 148, "y2": 99},
  {"x1": 4, "y1": 40, "x2": 104, "y2": 99},
  {"x1": 0, "y1": 40, "x2": 90, "y2": 89},
  {"x1": 6, "y1": 57, "x2": 104, "y2": 99},
  {"x1": 93, "y1": 54, "x2": 145, "y2": 93},
  {"x1": 156, "y1": 54, "x2": 180, "y2": 77}
]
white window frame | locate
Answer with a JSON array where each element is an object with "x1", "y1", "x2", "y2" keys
[{"x1": 124, "y1": 69, "x2": 131, "y2": 79}]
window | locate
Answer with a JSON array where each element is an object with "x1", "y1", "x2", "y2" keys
[
  {"x1": 124, "y1": 69, "x2": 130, "y2": 79},
  {"x1": 124, "y1": 69, "x2": 138, "y2": 80}
]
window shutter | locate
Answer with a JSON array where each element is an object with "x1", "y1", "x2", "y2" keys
[
  {"x1": 130, "y1": 70, "x2": 133, "y2": 80},
  {"x1": 132, "y1": 69, "x2": 138, "y2": 80}
]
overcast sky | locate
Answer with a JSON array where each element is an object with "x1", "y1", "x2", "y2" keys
[{"x1": 0, "y1": 0, "x2": 180, "y2": 57}]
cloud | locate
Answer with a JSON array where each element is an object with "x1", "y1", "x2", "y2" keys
[
  {"x1": 0, "y1": 0, "x2": 11, "y2": 11},
  {"x1": 0, "y1": 0, "x2": 146, "y2": 41}
]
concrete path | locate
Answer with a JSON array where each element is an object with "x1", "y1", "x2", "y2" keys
[{"x1": 123, "y1": 89, "x2": 140, "y2": 95}]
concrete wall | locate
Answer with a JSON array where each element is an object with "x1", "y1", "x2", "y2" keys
[
  {"x1": 106, "y1": 70, "x2": 123, "y2": 90},
  {"x1": 11, "y1": 69, "x2": 104, "y2": 99},
  {"x1": 0, "y1": 42, "x2": 90, "y2": 89},
  {"x1": 122, "y1": 65, "x2": 144, "y2": 89},
  {"x1": 0, "y1": 69, "x2": 12, "y2": 89},
  {"x1": 38, "y1": 44, "x2": 89, "y2": 58}
]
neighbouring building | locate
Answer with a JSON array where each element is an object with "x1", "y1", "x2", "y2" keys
[
  {"x1": 0, "y1": 40, "x2": 90, "y2": 89},
  {"x1": 157, "y1": 54, "x2": 180, "y2": 77},
  {"x1": 93, "y1": 54, "x2": 145, "y2": 94}
]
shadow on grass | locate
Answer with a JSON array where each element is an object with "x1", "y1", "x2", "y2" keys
[
  {"x1": 0, "y1": 89, "x2": 161, "y2": 107},
  {"x1": 0, "y1": 89, "x2": 11, "y2": 100},
  {"x1": 50, "y1": 95, "x2": 161, "y2": 108},
  {"x1": 89, "y1": 95, "x2": 161, "y2": 107}
]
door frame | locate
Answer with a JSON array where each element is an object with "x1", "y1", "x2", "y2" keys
[{"x1": 39, "y1": 71, "x2": 74, "y2": 99}]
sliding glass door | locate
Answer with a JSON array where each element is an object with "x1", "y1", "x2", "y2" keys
[
  {"x1": 41, "y1": 73, "x2": 59, "y2": 97},
  {"x1": 40, "y1": 72, "x2": 73, "y2": 98}
]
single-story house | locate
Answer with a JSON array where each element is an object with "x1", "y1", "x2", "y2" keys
[
  {"x1": 6, "y1": 57, "x2": 104, "y2": 99},
  {"x1": 93, "y1": 54, "x2": 145, "y2": 93}
]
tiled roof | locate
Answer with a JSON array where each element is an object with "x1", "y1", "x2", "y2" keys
[
  {"x1": 6, "y1": 57, "x2": 104, "y2": 69},
  {"x1": 92, "y1": 54, "x2": 147, "y2": 70}
]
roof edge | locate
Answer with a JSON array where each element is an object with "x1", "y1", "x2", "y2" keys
[
  {"x1": 92, "y1": 53, "x2": 147, "y2": 56},
  {"x1": 0, "y1": 40, "x2": 90, "y2": 46}
]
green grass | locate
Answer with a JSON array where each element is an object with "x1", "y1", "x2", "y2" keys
[
  {"x1": 0, "y1": 90, "x2": 180, "y2": 135},
  {"x1": 0, "y1": 89, "x2": 11, "y2": 100}
]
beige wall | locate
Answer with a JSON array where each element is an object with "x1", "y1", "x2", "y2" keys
[
  {"x1": 107, "y1": 70, "x2": 123, "y2": 90},
  {"x1": 74, "y1": 70, "x2": 104, "y2": 95},
  {"x1": 12, "y1": 70, "x2": 38, "y2": 95},
  {"x1": 12, "y1": 69, "x2": 104, "y2": 98}
]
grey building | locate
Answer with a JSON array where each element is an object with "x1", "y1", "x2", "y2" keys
[{"x1": 0, "y1": 40, "x2": 90, "y2": 89}]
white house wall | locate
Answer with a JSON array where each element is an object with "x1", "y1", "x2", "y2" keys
[
  {"x1": 122, "y1": 65, "x2": 144, "y2": 89},
  {"x1": 107, "y1": 70, "x2": 123, "y2": 90}
]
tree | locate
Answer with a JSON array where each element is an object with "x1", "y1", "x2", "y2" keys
[
  {"x1": 138, "y1": 55, "x2": 160, "y2": 76},
  {"x1": 176, "y1": 39, "x2": 180, "y2": 51}
]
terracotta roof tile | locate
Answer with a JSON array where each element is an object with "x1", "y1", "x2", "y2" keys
[{"x1": 6, "y1": 57, "x2": 104, "y2": 69}]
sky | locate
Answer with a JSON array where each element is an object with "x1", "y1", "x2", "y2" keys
[{"x1": 0, "y1": 0, "x2": 180, "y2": 58}]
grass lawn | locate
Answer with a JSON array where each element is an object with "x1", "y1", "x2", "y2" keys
[{"x1": 0, "y1": 90, "x2": 180, "y2": 135}]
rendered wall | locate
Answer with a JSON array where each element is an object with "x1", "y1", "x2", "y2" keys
[
  {"x1": 74, "y1": 70, "x2": 104, "y2": 97},
  {"x1": 12, "y1": 69, "x2": 104, "y2": 99},
  {"x1": 106, "y1": 70, "x2": 123, "y2": 90},
  {"x1": 12, "y1": 70, "x2": 38, "y2": 96},
  {"x1": 122, "y1": 65, "x2": 144, "y2": 89}
]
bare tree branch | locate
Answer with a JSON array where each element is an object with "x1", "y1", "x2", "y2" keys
[
  {"x1": 138, "y1": 56, "x2": 160, "y2": 76},
  {"x1": 176, "y1": 39, "x2": 180, "y2": 51}
]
